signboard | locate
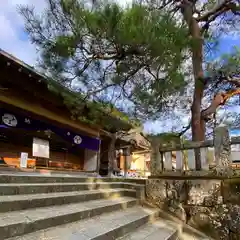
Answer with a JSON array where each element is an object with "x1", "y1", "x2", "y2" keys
[
  {"x1": 33, "y1": 138, "x2": 50, "y2": 158},
  {"x1": 20, "y1": 152, "x2": 28, "y2": 168}
]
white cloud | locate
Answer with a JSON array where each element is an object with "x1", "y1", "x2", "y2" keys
[
  {"x1": 0, "y1": 0, "x2": 133, "y2": 65},
  {"x1": 0, "y1": 15, "x2": 16, "y2": 39},
  {"x1": 0, "y1": 1, "x2": 47, "y2": 65}
]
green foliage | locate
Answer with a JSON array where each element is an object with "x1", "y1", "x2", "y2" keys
[
  {"x1": 220, "y1": 47, "x2": 240, "y2": 75},
  {"x1": 204, "y1": 46, "x2": 240, "y2": 98},
  {"x1": 18, "y1": 0, "x2": 240, "y2": 140},
  {"x1": 148, "y1": 132, "x2": 181, "y2": 144},
  {"x1": 19, "y1": 0, "x2": 190, "y2": 121},
  {"x1": 206, "y1": 46, "x2": 240, "y2": 77},
  {"x1": 46, "y1": 78, "x2": 139, "y2": 130}
]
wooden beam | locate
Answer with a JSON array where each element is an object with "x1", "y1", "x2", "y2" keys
[
  {"x1": 159, "y1": 136, "x2": 240, "y2": 152},
  {"x1": 231, "y1": 136, "x2": 240, "y2": 145},
  {"x1": 160, "y1": 139, "x2": 213, "y2": 152}
]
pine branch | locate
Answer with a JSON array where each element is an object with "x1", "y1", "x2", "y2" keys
[
  {"x1": 224, "y1": 77, "x2": 240, "y2": 87},
  {"x1": 197, "y1": 0, "x2": 231, "y2": 22},
  {"x1": 197, "y1": 0, "x2": 240, "y2": 32},
  {"x1": 178, "y1": 121, "x2": 191, "y2": 136}
]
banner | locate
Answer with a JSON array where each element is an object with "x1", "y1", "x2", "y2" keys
[{"x1": 0, "y1": 108, "x2": 100, "y2": 151}]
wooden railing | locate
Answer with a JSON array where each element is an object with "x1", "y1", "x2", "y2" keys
[{"x1": 151, "y1": 126, "x2": 240, "y2": 173}]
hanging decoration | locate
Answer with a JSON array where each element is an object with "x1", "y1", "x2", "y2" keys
[{"x1": 0, "y1": 108, "x2": 100, "y2": 152}]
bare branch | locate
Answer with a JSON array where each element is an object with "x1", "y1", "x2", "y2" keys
[
  {"x1": 197, "y1": 0, "x2": 231, "y2": 22},
  {"x1": 146, "y1": 0, "x2": 174, "y2": 11},
  {"x1": 178, "y1": 121, "x2": 191, "y2": 136},
  {"x1": 224, "y1": 77, "x2": 240, "y2": 87}
]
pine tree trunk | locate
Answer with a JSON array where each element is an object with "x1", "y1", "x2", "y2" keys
[
  {"x1": 191, "y1": 89, "x2": 205, "y2": 170},
  {"x1": 190, "y1": 21, "x2": 205, "y2": 170},
  {"x1": 181, "y1": 2, "x2": 205, "y2": 170}
]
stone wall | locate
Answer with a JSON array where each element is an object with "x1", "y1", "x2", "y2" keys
[{"x1": 146, "y1": 176, "x2": 240, "y2": 240}]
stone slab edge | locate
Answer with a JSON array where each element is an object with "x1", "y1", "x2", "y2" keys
[
  {"x1": 0, "y1": 199, "x2": 138, "y2": 239},
  {"x1": 0, "y1": 189, "x2": 137, "y2": 213}
]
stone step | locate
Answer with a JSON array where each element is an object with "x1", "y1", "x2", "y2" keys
[
  {"x1": 0, "y1": 197, "x2": 137, "y2": 239},
  {"x1": 0, "y1": 182, "x2": 144, "y2": 195},
  {"x1": 179, "y1": 233, "x2": 210, "y2": 240},
  {"x1": 0, "y1": 188, "x2": 136, "y2": 213},
  {"x1": 7, "y1": 206, "x2": 167, "y2": 240},
  {"x1": 118, "y1": 220, "x2": 178, "y2": 240},
  {"x1": 0, "y1": 174, "x2": 146, "y2": 184}
]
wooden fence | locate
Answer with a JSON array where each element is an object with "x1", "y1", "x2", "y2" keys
[{"x1": 155, "y1": 126, "x2": 240, "y2": 172}]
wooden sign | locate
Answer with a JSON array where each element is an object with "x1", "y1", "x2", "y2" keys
[{"x1": 33, "y1": 138, "x2": 50, "y2": 158}]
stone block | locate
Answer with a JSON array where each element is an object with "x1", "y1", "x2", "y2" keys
[
  {"x1": 188, "y1": 180, "x2": 221, "y2": 206},
  {"x1": 146, "y1": 179, "x2": 167, "y2": 205},
  {"x1": 222, "y1": 178, "x2": 240, "y2": 204},
  {"x1": 135, "y1": 185, "x2": 146, "y2": 202}
]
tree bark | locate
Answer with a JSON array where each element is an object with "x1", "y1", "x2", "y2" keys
[
  {"x1": 181, "y1": 1, "x2": 205, "y2": 170},
  {"x1": 201, "y1": 93, "x2": 225, "y2": 120}
]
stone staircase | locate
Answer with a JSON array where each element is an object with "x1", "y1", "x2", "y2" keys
[{"x1": 0, "y1": 174, "x2": 209, "y2": 240}]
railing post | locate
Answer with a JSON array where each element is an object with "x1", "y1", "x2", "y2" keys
[
  {"x1": 164, "y1": 152, "x2": 172, "y2": 171},
  {"x1": 187, "y1": 149, "x2": 195, "y2": 170},
  {"x1": 213, "y1": 125, "x2": 232, "y2": 175},
  {"x1": 176, "y1": 151, "x2": 184, "y2": 171},
  {"x1": 200, "y1": 148, "x2": 209, "y2": 170}
]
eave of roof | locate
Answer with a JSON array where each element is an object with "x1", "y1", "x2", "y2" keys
[{"x1": 0, "y1": 49, "x2": 134, "y2": 132}]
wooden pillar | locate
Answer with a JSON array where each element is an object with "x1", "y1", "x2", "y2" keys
[
  {"x1": 107, "y1": 133, "x2": 116, "y2": 177},
  {"x1": 123, "y1": 146, "x2": 131, "y2": 178},
  {"x1": 96, "y1": 139, "x2": 101, "y2": 174},
  {"x1": 119, "y1": 150, "x2": 124, "y2": 170}
]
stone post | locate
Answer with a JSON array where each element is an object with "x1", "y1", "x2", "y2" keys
[
  {"x1": 150, "y1": 138, "x2": 162, "y2": 175},
  {"x1": 213, "y1": 125, "x2": 232, "y2": 175}
]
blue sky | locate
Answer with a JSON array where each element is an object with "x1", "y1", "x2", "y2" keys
[
  {"x1": 218, "y1": 37, "x2": 240, "y2": 54},
  {"x1": 1, "y1": 1, "x2": 240, "y2": 136}
]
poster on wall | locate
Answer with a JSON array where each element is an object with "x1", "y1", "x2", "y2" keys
[
  {"x1": 20, "y1": 152, "x2": 28, "y2": 168},
  {"x1": 32, "y1": 138, "x2": 50, "y2": 158}
]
